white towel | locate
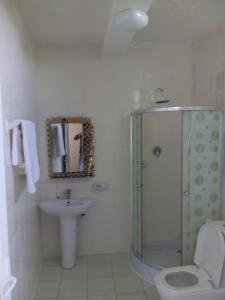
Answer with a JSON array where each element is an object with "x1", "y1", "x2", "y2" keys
[
  {"x1": 20, "y1": 120, "x2": 40, "y2": 194},
  {"x1": 52, "y1": 124, "x2": 66, "y2": 158},
  {"x1": 57, "y1": 124, "x2": 66, "y2": 157}
]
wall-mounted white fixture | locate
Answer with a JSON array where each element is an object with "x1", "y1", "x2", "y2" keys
[
  {"x1": 114, "y1": 9, "x2": 149, "y2": 32},
  {"x1": 92, "y1": 181, "x2": 109, "y2": 191}
]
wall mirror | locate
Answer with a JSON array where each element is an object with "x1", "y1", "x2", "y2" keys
[{"x1": 47, "y1": 117, "x2": 95, "y2": 178}]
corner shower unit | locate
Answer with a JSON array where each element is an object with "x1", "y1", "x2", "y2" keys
[{"x1": 130, "y1": 106, "x2": 224, "y2": 282}]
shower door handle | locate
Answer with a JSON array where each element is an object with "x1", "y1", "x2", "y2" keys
[{"x1": 184, "y1": 191, "x2": 189, "y2": 196}]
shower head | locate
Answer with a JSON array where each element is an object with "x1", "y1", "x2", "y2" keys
[
  {"x1": 151, "y1": 88, "x2": 170, "y2": 104},
  {"x1": 154, "y1": 99, "x2": 170, "y2": 104}
]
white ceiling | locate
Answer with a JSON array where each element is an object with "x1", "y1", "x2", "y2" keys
[
  {"x1": 135, "y1": 0, "x2": 225, "y2": 44},
  {"x1": 18, "y1": 0, "x2": 225, "y2": 46},
  {"x1": 18, "y1": 0, "x2": 113, "y2": 45}
]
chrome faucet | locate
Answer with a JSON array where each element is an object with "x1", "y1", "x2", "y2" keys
[{"x1": 65, "y1": 189, "x2": 72, "y2": 199}]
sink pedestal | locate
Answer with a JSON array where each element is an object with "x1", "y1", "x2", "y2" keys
[
  {"x1": 38, "y1": 197, "x2": 95, "y2": 269},
  {"x1": 60, "y1": 217, "x2": 78, "y2": 268}
]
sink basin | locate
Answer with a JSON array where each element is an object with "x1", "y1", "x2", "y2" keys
[
  {"x1": 38, "y1": 198, "x2": 95, "y2": 217},
  {"x1": 38, "y1": 197, "x2": 95, "y2": 269}
]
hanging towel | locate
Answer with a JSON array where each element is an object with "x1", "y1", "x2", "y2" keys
[
  {"x1": 11, "y1": 125, "x2": 26, "y2": 175},
  {"x1": 20, "y1": 120, "x2": 40, "y2": 193},
  {"x1": 52, "y1": 124, "x2": 66, "y2": 158}
]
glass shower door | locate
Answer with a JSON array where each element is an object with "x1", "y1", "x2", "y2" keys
[
  {"x1": 131, "y1": 114, "x2": 142, "y2": 257},
  {"x1": 182, "y1": 110, "x2": 223, "y2": 264}
]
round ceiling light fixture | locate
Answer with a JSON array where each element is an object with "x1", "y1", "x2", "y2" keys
[{"x1": 114, "y1": 9, "x2": 149, "y2": 32}]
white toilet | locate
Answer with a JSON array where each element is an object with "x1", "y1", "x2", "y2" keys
[{"x1": 155, "y1": 220, "x2": 225, "y2": 300}]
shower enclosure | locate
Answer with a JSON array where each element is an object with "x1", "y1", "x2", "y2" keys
[{"x1": 130, "y1": 107, "x2": 224, "y2": 282}]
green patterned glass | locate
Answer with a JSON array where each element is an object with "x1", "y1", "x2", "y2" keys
[
  {"x1": 182, "y1": 110, "x2": 223, "y2": 264},
  {"x1": 131, "y1": 114, "x2": 142, "y2": 257}
]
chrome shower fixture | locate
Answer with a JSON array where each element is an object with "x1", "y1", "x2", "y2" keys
[
  {"x1": 151, "y1": 87, "x2": 170, "y2": 104},
  {"x1": 152, "y1": 146, "x2": 162, "y2": 158}
]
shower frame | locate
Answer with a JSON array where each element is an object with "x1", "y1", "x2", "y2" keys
[{"x1": 130, "y1": 106, "x2": 225, "y2": 283}]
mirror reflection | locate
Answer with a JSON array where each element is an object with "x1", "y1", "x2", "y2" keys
[
  {"x1": 51, "y1": 123, "x2": 84, "y2": 173},
  {"x1": 47, "y1": 118, "x2": 95, "y2": 178}
]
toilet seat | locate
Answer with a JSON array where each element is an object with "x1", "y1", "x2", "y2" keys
[
  {"x1": 154, "y1": 221, "x2": 225, "y2": 300},
  {"x1": 155, "y1": 265, "x2": 213, "y2": 294}
]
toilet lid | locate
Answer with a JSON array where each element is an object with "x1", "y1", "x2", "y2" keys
[{"x1": 194, "y1": 222, "x2": 225, "y2": 288}]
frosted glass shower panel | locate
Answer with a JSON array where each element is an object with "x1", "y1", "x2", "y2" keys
[
  {"x1": 182, "y1": 110, "x2": 223, "y2": 264},
  {"x1": 131, "y1": 114, "x2": 142, "y2": 256}
]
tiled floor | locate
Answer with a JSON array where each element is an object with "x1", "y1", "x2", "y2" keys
[{"x1": 33, "y1": 253, "x2": 160, "y2": 300}]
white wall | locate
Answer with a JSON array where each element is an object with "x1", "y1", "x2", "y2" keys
[
  {"x1": 36, "y1": 42, "x2": 192, "y2": 257},
  {"x1": 192, "y1": 23, "x2": 225, "y2": 106},
  {"x1": 0, "y1": 1, "x2": 41, "y2": 299}
]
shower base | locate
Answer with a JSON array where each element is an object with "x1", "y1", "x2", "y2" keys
[
  {"x1": 130, "y1": 251, "x2": 159, "y2": 283},
  {"x1": 143, "y1": 239, "x2": 181, "y2": 268},
  {"x1": 130, "y1": 239, "x2": 181, "y2": 283}
]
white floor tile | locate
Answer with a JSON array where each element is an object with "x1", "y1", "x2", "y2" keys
[
  {"x1": 58, "y1": 298, "x2": 86, "y2": 300},
  {"x1": 146, "y1": 293, "x2": 161, "y2": 300},
  {"x1": 142, "y1": 281, "x2": 160, "y2": 300},
  {"x1": 76, "y1": 255, "x2": 87, "y2": 265},
  {"x1": 34, "y1": 281, "x2": 59, "y2": 299},
  {"x1": 59, "y1": 279, "x2": 87, "y2": 298},
  {"x1": 146, "y1": 290, "x2": 161, "y2": 300},
  {"x1": 88, "y1": 254, "x2": 111, "y2": 264},
  {"x1": 112, "y1": 262, "x2": 135, "y2": 276},
  {"x1": 39, "y1": 266, "x2": 62, "y2": 281},
  {"x1": 111, "y1": 253, "x2": 128, "y2": 262},
  {"x1": 88, "y1": 277, "x2": 115, "y2": 295},
  {"x1": 117, "y1": 293, "x2": 147, "y2": 300},
  {"x1": 142, "y1": 281, "x2": 157, "y2": 293},
  {"x1": 114, "y1": 276, "x2": 143, "y2": 294},
  {"x1": 35, "y1": 253, "x2": 155, "y2": 300},
  {"x1": 42, "y1": 257, "x2": 61, "y2": 267},
  {"x1": 87, "y1": 296, "x2": 116, "y2": 300},
  {"x1": 88, "y1": 263, "x2": 112, "y2": 277},
  {"x1": 62, "y1": 264, "x2": 87, "y2": 279}
]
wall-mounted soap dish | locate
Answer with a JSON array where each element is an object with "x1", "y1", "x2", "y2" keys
[{"x1": 92, "y1": 181, "x2": 109, "y2": 191}]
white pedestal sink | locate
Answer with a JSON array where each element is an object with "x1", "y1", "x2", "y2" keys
[{"x1": 38, "y1": 198, "x2": 95, "y2": 268}]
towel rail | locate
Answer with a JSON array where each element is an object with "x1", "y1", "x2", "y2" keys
[{"x1": 4, "y1": 119, "x2": 21, "y2": 133}]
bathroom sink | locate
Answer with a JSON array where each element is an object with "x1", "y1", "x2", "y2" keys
[
  {"x1": 38, "y1": 198, "x2": 95, "y2": 217},
  {"x1": 38, "y1": 197, "x2": 95, "y2": 269}
]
